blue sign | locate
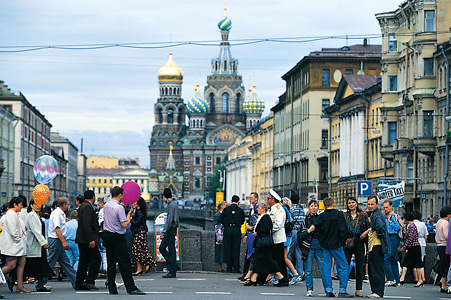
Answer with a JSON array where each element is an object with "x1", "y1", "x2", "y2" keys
[
  {"x1": 1, "y1": 192, "x2": 5, "y2": 197},
  {"x1": 358, "y1": 181, "x2": 373, "y2": 196},
  {"x1": 376, "y1": 180, "x2": 405, "y2": 208}
]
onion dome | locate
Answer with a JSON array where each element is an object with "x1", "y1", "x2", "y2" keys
[
  {"x1": 157, "y1": 51, "x2": 183, "y2": 82},
  {"x1": 243, "y1": 84, "x2": 265, "y2": 114},
  {"x1": 187, "y1": 84, "x2": 208, "y2": 114},
  {"x1": 217, "y1": 7, "x2": 232, "y2": 31}
]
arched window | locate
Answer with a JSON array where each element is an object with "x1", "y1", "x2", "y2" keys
[
  {"x1": 200, "y1": 119, "x2": 203, "y2": 128},
  {"x1": 165, "y1": 87, "x2": 168, "y2": 95},
  {"x1": 167, "y1": 109, "x2": 174, "y2": 124},
  {"x1": 222, "y1": 93, "x2": 229, "y2": 113},
  {"x1": 155, "y1": 108, "x2": 162, "y2": 124},
  {"x1": 196, "y1": 119, "x2": 199, "y2": 128},
  {"x1": 169, "y1": 88, "x2": 172, "y2": 95},
  {"x1": 223, "y1": 61, "x2": 227, "y2": 71},
  {"x1": 210, "y1": 93, "x2": 215, "y2": 112},
  {"x1": 235, "y1": 93, "x2": 241, "y2": 113}
]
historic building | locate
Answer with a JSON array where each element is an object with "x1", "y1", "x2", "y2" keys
[
  {"x1": 0, "y1": 104, "x2": 17, "y2": 203},
  {"x1": 272, "y1": 41, "x2": 382, "y2": 202},
  {"x1": 375, "y1": 0, "x2": 451, "y2": 215},
  {"x1": 148, "y1": 9, "x2": 264, "y2": 203}
]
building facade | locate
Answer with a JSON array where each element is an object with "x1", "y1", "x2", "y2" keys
[
  {"x1": 376, "y1": 0, "x2": 451, "y2": 215},
  {"x1": 0, "y1": 81, "x2": 52, "y2": 200},
  {"x1": 225, "y1": 137, "x2": 252, "y2": 205},
  {"x1": 272, "y1": 42, "x2": 381, "y2": 202},
  {"x1": 50, "y1": 145, "x2": 68, "y2": 203},
  {"x1": 77, "y1": 153, "x2": 87, "y2": 196},
  {"x1": 0, "y1": 105, "x2": 17, "y2": 203}
]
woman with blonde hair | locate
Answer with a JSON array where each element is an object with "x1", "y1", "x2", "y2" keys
[{"x1": 214, "y1": 201, "x2": 227, "y2": 272}]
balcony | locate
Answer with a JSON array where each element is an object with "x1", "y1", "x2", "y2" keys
[
  {"x1": 414, "y1": 137, "x2": 436, "y2": 156},
  {"x1": 380, "y1": 144, "x2": 394, "y2": 161}
]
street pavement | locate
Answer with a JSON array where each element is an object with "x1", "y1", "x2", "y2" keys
[{"x1": 0, "y1": 272, "x2": 446, "y2": 299}]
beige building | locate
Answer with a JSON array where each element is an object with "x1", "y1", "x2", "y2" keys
[
  {"x1": 87, "y1": 155, "x2": 140, "y2": 169},
  {"x1": 0, "y1": 105, "x2": 17, "y2": 202},
  {"x1": 376, "y1": 0, "x2": 451, "y2": 215},
  {"x1": 225, "y1": 136, "x2": 252, "y2": 205}
]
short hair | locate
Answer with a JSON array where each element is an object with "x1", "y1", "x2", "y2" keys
[
  {"x1": 383, "y1": 199, "x2": 392, "y2": 206},
  {"x1": 257, "y1": 201, "x2": 269, "y2": 211},
  {"x1": 18, "y1": 195, "x2": 27, "y2": 208},
  {"x1": 412, "y1": 210, "x2": 422, "y2": 220},
  {"x1": 70, "y1": 210, "x2": 78, "y2": 219},
  {"x1": 231, "y1": 195, "x2": 240, "y2": 203},
  {"x1": 217, "y1": 201, "x2": 226, "y2": 210},
  {"x1": 76, "y1": 195, "x2": 85, "y2": 205},
  {"x1": 57, "y1": 197, "x2": 68, "y2": 207},
  {"x1": 250, "y1": 192, "x2": 259, "y2": 200},
  {"x1": 403, "y1": 212, "x2": 414, "y2": 222},
  {"x1": 367, "y1": 195, "x2": 378, "y2": 203},
  {"x1": 291, "y1": 193, "x2": 300, "y2": 205},
  {"x1": 163, "y1": 188, "x2": 172, "y2": 199},
  {"x1": 440, "y1": 206, "x2": 451, "y2": 218},
  {"x1": 308, "y1": 199, "x2": 318, "y2": 207},
  {"x1": 111, "y1": 186, "x2": 123, "y2": 198},
  {"x1": 84, "y1": 190, "x2": 95, "y2": 200},
  {"x1": 323, "y1": 197, "x2": 334, "y2": 208}
]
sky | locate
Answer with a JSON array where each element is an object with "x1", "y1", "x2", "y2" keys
[{"x1": 0, "y1": 0, "x2": 398, "y2": 168}]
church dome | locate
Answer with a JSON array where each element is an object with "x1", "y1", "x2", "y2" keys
[
  {"x1": 217, "y1": 8, "x2": 232, "y2": 31},
  {"x1": 187, "y1": 84, "x2": 208, "y2": 114},
  {"x1": 158, "y1": 51, "x2": 183, "y2": 82},
  {"x1": 243, "y1": 85, "x2": 265, "y2": 114}
]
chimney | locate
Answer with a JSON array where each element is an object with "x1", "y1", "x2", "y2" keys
[{"x1": 363, "y1": 38, "x2": 368, "y2": 47}]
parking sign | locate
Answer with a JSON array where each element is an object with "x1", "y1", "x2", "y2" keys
[{"x1": 358, "y1": 181, "x2": 372, "y2": 196}]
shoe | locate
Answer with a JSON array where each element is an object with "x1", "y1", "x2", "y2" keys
[
  {"x1": 441, "y1": 288, "x2": 447, "y2": 293},
  {"x1": 43, "y1": 285, "x2": 52, "y2": 290},
  {"x1": 16, "y1": 287, "x2": 31, "y2": 294},
  {"x1": 109, "y1": 291, "x2": 119, "y2": 295},
  {"x1": 365, "y1": 293, "x2": 382, "y2": 298},
  {"x1": 338, "y1": 293, "x2": 354, "y2": 298},
  {"x1": 240, "y1": 278, "x2": 250, "y2": 284},
  {"x1": 414, "y1": 282, "x2": 423, "y2": 288},
  {"x1": 7, "y1": 277, "x2": 14, "y2": 292},
  {"x1": 129, "y1": 289, "x2": 146, "y2": 295},
  {"x1": 217, "y1": 269, "x2": 225, "y2": 272},
  {"x1": 385, "y1": 280, "x2": 395, "y2": 286},
  {"x1": 36, "y1": 287, "x2": 51, "y2": 292},
  {"x1": 326, "y1": 292, "x2": 336, "y2": 297},
  {"x1": 74, "y1": 284, "x2": 91, "y2": 290},
  {"x1": 399, "y1": 281, "x2": 404, "y2": 286},
  {"x1": 132, "y1": 270, "x2": 143, "y2": 276},
  {"x1": 237, "y1": 275, "x2": 246, "y2": 281},
  {"x1": 355, "y1": 292, "x2": 363, "y2": 298},
  {"x1": 85, "y1": 283, "x2": 99, "y2": 290},
  {"x1": 274, "y1": 278, "x2": 289, "y2": 287},
  {"x1": 162, "y1": 273, "x2": 176, "y2": 278},
  {"x1": 289, "y1": 274, "x2": 302, "y2": 285},
  {"x1": 306, "y1": 290, "x2": 314, "y2": 297},
  {"x1": 117, "y1": 282, "x2": 124, "y2": 288},
  {"x1": 244, "y1": 280, "x2": 257, "y2": 286},
  {"x1": 395, "y1": 283, "x2": 402, "y2": 287}
]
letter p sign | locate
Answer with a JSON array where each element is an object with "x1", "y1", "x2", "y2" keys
[{"x1": 358, "y1": 181, "x2": 372, "y2": 196}]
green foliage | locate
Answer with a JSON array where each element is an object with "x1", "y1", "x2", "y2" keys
[{"x1": 447, "y1": 129, "x2": 451, "y2": 142}]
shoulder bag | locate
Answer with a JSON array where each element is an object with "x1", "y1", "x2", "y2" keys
[{"x1": 344, "y1": 214, "x2": 358, "y2": 250}]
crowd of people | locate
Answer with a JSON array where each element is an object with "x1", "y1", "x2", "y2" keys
[
  {"x1": 215, "y1": 190, "x2": 451, "y2": 298},
  {"x1": 0, "y1": 186, "x2": 164, "y2": 297}
]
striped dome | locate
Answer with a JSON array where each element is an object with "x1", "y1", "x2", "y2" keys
[
  {"x1": 218, "y1": 8, "x2": 232, "y2": 31},
  {"x1": 243, "y1": 85, "x2": 265, "y2": 114},
  {"x1": 187, "y1": 84, "x2": 208, "y2": 114}
]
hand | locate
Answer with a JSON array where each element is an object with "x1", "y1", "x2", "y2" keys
[
  {"x1": 245, "y1": 224, "x2": 252, "y2": 231},
  {"x1": 43, "y1": 243, "x2": 49, "y2": 249},
  {"x1": 62, "y1": 241, "x2": 69, "y2": 250},
  {"x1": 307, "y1": 225, "x2": 315, "y2": 234},
  {"x1": 89, "y1": 241, "x2": 96, "y2": 248},
  {"x1": 243, "y1": 236, "x2": 247, "y2": 243},
  {"x1": 252, "y1": 232, "x2": 257, "y2": 237}
]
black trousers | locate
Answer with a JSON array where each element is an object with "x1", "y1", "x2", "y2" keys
[
  {"x1": 102, "y1": 231, "x2": 138, "y2": 294},
  {"x1": 159, "y1": 227, "x2": 177, "y2": 274},
  {"x1": 368, "y1": 245, "x2": 385, "y2": 297},
  {"x1": 272, "y1": 242, "x2": 287, "y2": 278},
  {"x1": 76, "y1": 243, "x2": 101, "y2": 286},
  {"x1": 344, "y1": 238, "x2": 365, "y2": 291},
  {"x1": 223, "y1": 227, "x2": 241, "y2": 271}
]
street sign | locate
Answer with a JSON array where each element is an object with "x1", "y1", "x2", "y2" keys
[
  {"x1": 358, "y1": 181, "x2": 373, "y2": 196},
  {"x1": 308, "y1": 193, "x2": 318, "y2": 202}
]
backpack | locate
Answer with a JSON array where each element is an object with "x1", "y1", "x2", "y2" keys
[{"x1": 284, "y1": 206, "x2": 294, "y2": 234}]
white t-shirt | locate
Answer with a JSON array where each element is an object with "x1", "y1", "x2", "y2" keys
[
  {"x1": 413, "y1": 219, "x2": 428, "y2": 246},
  {"x1": 48, "y1": 207, "x2": 67, "y2": 239}
]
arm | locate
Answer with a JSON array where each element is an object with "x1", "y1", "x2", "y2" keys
[
  {"x1": 387, "y1": 214, "x2": 401, "y2": 232},
  {"x1": 120, "y1": 210, "x2": 132, "y2": 228},
  {"x1": 372, "y1": 213, "x2": 386, "y2": 235},
  {"x1": 27, "y1": 214, "x2": 47, "y2": 247},
  {"x1": 271, "y1": 208, "x2": 285, "y2": 233},
  {"x1": 163, "y1": 202, "x2": 175, "y2": 233},
  {"x1": 55, "y1": 227, "x2": 69, "y2": 250},
  {"x1": 4, "y1": 213, "x2": 22, "y2": 243}
]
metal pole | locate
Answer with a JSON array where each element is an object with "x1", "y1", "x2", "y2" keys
[{"x1": 440, "y1": 46, "x2": 449, "y2": 207}]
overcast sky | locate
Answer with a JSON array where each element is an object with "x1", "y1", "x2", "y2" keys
[{"x1": 0, "y1": 0, "x2": 398, "y2": 168}]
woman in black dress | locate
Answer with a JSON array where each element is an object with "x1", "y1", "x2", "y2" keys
[{"x1": 245, "y1": 201, "x2": 286, "y2": 286}]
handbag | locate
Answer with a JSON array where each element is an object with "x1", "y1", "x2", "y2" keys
[
  {"x1": 255, "y1": 234, "x2": 274, "y2": 248},
  {"x1": 344, "y1": 214, "x2": 358, "y2": 250}
]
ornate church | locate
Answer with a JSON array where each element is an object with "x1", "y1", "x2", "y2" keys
[{"x1": 148, "y1": 9, "x2": 265, "y2": 202}]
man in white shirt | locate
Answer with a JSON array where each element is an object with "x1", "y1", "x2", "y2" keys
[{"x1": 47, "y1": 197, "x2": 77, "y2": 288}]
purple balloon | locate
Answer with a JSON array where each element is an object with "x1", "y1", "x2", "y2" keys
[{"x1": 121, "y1": 181, "x2": 141, "y2": 205}]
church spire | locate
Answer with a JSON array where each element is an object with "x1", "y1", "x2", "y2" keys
[
  {"x1": 212, "y1": 8, "x2": 237, "y2": 75},
  {"x1": 166, "y1": 145, "x2": 175, "y2": 170}
]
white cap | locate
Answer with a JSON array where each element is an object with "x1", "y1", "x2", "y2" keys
[{"x1": 269, "y1": 189, "x2": 282, "y2": 202}]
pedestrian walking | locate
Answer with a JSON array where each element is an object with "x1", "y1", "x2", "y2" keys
[
  {"x1": 383, "y1": 199, "x2": 402, "y2": 287},
  {"x1": 435, "y1": 206, "x2": 451, "y2": 293},
  {"x1": 287, "y1": 193, "x2": 305, "y2": 284},
  {"x1": 65, "y1": 211, "x2": 79, "y2": 271}
]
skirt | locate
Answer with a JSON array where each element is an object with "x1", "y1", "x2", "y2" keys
[
  {"x1": 252, "y1": 246, "x2": 281, "y2": 274},
  {"x1": 131, "y1": 230, "x2": 156, "y2": 268},
  {"x1": 402, "y1": 245, "x2": 423, "y2": 269},
  {"x1": 215, "y1": 243, "x2": 225, "y2": 264},
  {"x1": 25, "y1": 248, "x2": 54, "y2": 279}
]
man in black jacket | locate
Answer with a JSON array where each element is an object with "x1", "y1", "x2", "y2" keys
[
  {"x1": 308, "y1": 197, "x2": 352, "y2": 298},
  {"x1": 220, "y1": 195, "x2": 245, "y2": 273},
  {"x1": 160, "y1": 188, "x2": 179, "y2": 278},
  {"x1": 75, "y1": 190, "x2": 101, "y2": 290}
]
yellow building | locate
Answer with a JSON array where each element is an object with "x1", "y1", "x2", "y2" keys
[
  {"x1": 87, "y1": 156, "x2": 140, "y2": 169},
  {"x1": 326, "y1": 75, "x2": 392, "y2": 209}
]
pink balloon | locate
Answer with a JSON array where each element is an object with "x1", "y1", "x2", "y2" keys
[{"x1": 121, "y1": 181, "x2": 141, "y2": 205}]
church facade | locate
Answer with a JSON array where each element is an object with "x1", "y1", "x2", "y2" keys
[{"x1": 148, "y1": 10, "x2": 265, "y2": 202}]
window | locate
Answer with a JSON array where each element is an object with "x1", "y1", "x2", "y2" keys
[
  {"x1": 345, "y1": 69, "x2": 353, "y2": 75},
  {"x1": 210, "y1": 93, "x2": 215, "y2": 112},
  {"x1": 424, "y1": 110, "x2": 433, "y2": 137},
  {"x1": 321, "y1": 130, "x2": 328, "y2": 148},
  {"x1": 195, "y1": 157, "x2": 200, "y2": 165},
  {"x1": 216, "y1": 157, "x2": 221, "y2": 165},
  {"x1": 167, "y1": 109, "x2": 174, "y2": 124},
  {"x1": 322, "y1": 99, "x2": 330, "y2": 112},
  {"x1": 388, "y1": 75, "x2": 397, "y2": 92},
  {"x1": 195, "y1": 178, "x2": 201, "y2": 189},
  {"x1": 389, "y1": 33, "x2": 398, "y2": 52},
  {"x1": 424, "y1": 10, "x2": 435, "y2": 32},
  {"x1": 222, "y1": 93, "x2": 229, "y2": 113},
  {"x1": 322, "y1": 69, "x2": 330, "y2": 86},
  {"x1": 388, "y1": 122, "x2": 397, "y2": 144},
  {"x1": 235, "y1": 93, "x2": 241, "y2": 113},
  {"x1": 424, "y1": 58, "x2": 434, "y2": 77}
]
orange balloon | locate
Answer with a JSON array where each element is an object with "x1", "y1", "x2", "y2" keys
[{"x1": 33, "y1": 184, "x2": 50, "y2": 205}]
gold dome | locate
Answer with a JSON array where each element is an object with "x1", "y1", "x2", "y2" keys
[{"x1": 158, "y1": 51, "x2": 183, "y2": 82}]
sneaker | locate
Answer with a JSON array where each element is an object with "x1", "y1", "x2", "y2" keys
[
  {"x1": 326, "y1": 292, "x2": 336, "y2": 297},
  {"x1": 306, "y1": 290, "x2": 314, "y2": 297},
  {"x1": 395, "y1": 283, "x2": 402, "y2": 287},
  {"x1": 365, "y1": 293, "x2": 382, "y2": 298},
  {"x1": 289, "y1": 274, "x2": 302, "y2": 285},
  {"x1": 385, "y1": 280, "x2": 396, "y2": 287},
  {"x1": 338, "y1": 293, "x2": 354, "y2": 298}
]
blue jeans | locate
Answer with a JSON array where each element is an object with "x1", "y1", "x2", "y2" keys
[
  {"x1": 287, "y1": 229, "x2": 303, "y2": 277},
  {"x1": 384, "y1": 235, "x2": 400, "y2": 283},
  {"x1": 322, "y1": 247, "x2": 349, "y2": 294},
  {"x1": 305, "y1": 238, "x2": 326, "y2": 292},
  {"x1": 47, "y1": 238, "x2": 77, "y2": 288},
  {"x1": 66, "y1": 240, "x2": 79, "y2": 271}
]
